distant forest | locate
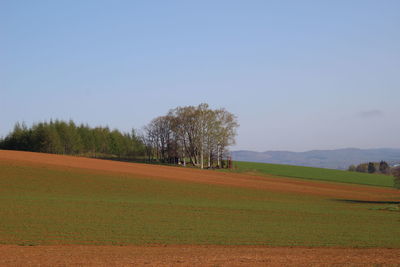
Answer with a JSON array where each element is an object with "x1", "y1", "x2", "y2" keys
[
  {"x1": 0, "y1": 120, "x2": 145, "y2": 159},
  {"x1": 0, "y1": 104, "x2": 239, "y2": 168}
]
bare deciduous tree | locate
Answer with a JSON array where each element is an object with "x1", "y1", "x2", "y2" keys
[{"x1": 144, "y1": 103, "x2": 239, "y2": 168}]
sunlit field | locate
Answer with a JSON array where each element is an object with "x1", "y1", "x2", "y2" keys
[
  {"x1": 227, "y1": 161, "x2": 394, "y2": 187},
  {"x1": 0, "y1": 152, "x2": 399, "y2": 247}
]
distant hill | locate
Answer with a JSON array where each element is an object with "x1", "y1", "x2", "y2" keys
[{"x1": 231, "y1": 148, "x2": 400, "y2": 170}]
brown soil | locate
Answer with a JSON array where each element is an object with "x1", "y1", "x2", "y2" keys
[
  {"x1": 1, "y1": 151, "x2": 400, "y2": 265},
  {"x1": 1, "y1": 150, "x2": 398, "y2": 201},
  {"x1": 1, "y1": 245, "x2": 399, "y2": 266}
]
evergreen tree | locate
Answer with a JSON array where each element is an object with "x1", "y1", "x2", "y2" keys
[
  {"x1": 368, "y1": 162, "x2": 376, "y2": 173},
  {"x1": 0, "y1": 120, "x2": 146, "y2": 160},
  {"x1": 379, "y1": 161, "x2": 390, "y2": 174}
]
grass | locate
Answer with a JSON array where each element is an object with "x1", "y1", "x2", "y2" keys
[
  {"x1": 0, "y1": 160, "x2": 399, "y2": 247},
  {"x1": 226, "y1": 161, "x2": 395, "y2": 187}
]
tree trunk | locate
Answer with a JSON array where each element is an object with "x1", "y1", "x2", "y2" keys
[
  {"x1": 208, "y1": 150, "x2": 211, "y2": 168},
  {"x1": 217, "y1": 146, "x2": 220, "y2": 168},
  {"x1": 200, "y1": 146, "x2": 204, "y2": 169}
]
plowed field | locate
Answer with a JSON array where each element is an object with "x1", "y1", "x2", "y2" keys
[
  {"x1": 0, "y1": 150, "x2": 397, "y2": 201},
  {"x1": 1, "y1": 150, "x2": 400, "y2": 266}
]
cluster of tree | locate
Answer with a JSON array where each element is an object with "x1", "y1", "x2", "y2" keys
[
  {"x1": 0, "y1": 120, "x2": 144, "y2": 159},
  {"x1": 348, "y1": 161, "x2": 392, "y2": 174},
  {"x1": 142, "y1": 103, "x2": 239, "y2": 168},
  {"x1": 0, "y1": 104, "x2": 239, "y2": 169}
]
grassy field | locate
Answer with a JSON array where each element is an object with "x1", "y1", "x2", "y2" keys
[
  {"x1": 227, "y1": 161, "x2": 394, "y2": 187},
  {"x1": 0, "y1": 157, "x2": 399, "y2": 247}
]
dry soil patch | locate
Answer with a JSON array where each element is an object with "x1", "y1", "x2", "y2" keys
[{"x1": 1, "y1": 245, "x2": 400, "y2": 266}]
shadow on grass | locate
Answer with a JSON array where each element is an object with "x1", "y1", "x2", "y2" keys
[{"x1": 334, "y1": 199, "x2": 400, "y2": 204}]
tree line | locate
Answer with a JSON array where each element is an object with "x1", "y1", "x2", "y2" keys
[
  {"x1": 348, "y1": 161, "x2": 394, "y2": 175},
  {"x1": 142, "y1": 103, "x2": 239, "y2": 168},
  {"x1": 0, "y1": 120, "x2": 145, "y2": 159},
  {"x1": 0, "y1": 104, "x2": 239, "y2": 168}
]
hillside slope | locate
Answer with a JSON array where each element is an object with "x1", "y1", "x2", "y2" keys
[
  {"x1": 0, "y1": 150, "x2": 399, "y2": 247},
  {"x1": 229, "y1": 161, "x2": 394, "y2": 187},
  {"x1": 0, "y1": 150, "x2": 395, "y2": 199}
]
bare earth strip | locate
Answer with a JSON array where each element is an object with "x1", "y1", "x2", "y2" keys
[
  {"x1": 1, "y1": 245, "x2": 400, "y2": 266},
  {"x1": 0, "y1": 150, "x2": 398, "y2": 201}
]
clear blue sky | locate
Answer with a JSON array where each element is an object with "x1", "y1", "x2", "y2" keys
[{"x1": 1, "y1": 0, "x2": 399, "y2": 152}]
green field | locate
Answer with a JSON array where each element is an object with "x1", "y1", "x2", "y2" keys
[
  {"x1": 227, "y1": 161, "x2": 394, "y2": 187},
  {"x1": 1, "y1": 159, "x2": 399, "y2": 247}
]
